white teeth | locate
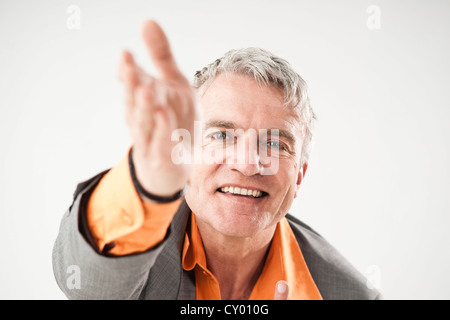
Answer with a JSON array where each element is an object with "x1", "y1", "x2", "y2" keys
[{"x1": 220, "y1": 186, "x2": 264, "y2": 198}]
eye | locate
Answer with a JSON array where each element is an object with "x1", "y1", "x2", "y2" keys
[
  {"x1": 205, "y1": 130, "x2": 235, "y2": 143},
  {"x1": 210, "y1": 131, "x2": 229, "y2": 140},
  {"x1": 267, "y1": 140, "x2": 286, "y2": 151},
  {"x1": 268, "y1": 141, "x2": 280, "y2": 148}
]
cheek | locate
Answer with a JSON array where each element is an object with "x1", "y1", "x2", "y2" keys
[
  {"x1": 185, "y1": 165, "x2": 205, "y2": 213},
  {"x1": 272, "y1": 162, "x2": 299, "y2": 206},
  {"x1": 277, "y1": 159, "x2": 299, "y2": 186},
  {"x1": 187, "y1": 164, "x2": 204, "y2": 193},
  {"x1": 186, "y1": 163, "x2": 218, "y2": 196}
]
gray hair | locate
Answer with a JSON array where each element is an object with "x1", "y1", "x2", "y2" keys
[{"x1": 193, "y1": 47, "x2": 316, "y2": 166}]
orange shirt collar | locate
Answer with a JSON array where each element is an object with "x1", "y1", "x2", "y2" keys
[
  {"x1": 182, "y1": 213, "x2": 206, "y2": 271},
  {"x1": 182, "y1": 212, "x2": 322, "y2": 300}
]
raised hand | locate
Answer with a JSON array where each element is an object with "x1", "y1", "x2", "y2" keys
[{"x1": 119, "y1": 20, "x2": 199, "y2": 199}]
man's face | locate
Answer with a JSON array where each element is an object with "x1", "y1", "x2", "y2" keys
[{"x1": 185, "y1": 73, "x2": 306, "y2": 238}]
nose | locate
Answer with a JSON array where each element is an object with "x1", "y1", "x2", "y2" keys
[{"x1": 227, "y1": 131, "x2": 262, "y2": 176}]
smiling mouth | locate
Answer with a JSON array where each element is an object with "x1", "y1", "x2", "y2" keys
[{"x1": 217, "y1": 186, "x2": 268, "y2": 199}]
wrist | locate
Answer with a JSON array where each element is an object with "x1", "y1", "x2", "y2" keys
[{"x1": 128, "y1": 147, "x2": 186, "y2": 203}]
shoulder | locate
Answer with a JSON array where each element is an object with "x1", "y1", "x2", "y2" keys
[{"x1": 285, "y1": 214, "x2": 382, "y2": 300}]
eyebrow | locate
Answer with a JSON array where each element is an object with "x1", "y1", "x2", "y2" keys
[
  {"x1": 267, "y1": 128, "x2": 296, "y2": 145},
  {"x1": 205, "y1": 120, "x2": 236, "y2": 130},
  {"x1": 204, "y1": 120, "x2": 296, "y2": 145}
]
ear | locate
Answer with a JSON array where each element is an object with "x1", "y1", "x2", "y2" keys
[{"x1": 294, "y1": 163, "x2": 308, "y2": 198}]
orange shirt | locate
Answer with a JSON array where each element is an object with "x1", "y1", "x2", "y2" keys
[
  {"x1": 87, "y1": 152, "x2": 322, "y2": 300},
  {"x1": 87, "y1": 154, "x2": 181, "y2": 254}
]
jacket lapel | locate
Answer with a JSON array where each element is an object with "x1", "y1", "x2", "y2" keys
[{"x1": 143, "y1": 199, "x2": 192, "y2": 299}]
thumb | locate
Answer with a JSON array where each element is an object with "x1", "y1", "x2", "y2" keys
[
  {"x1": 273, "y1": 280, "x2": 289, "y2": 300},
  {"x1": 141, "y1": 20, "x2": 182, "y2": 81}
]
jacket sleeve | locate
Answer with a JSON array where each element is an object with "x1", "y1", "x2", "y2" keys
[
  {"x1": 85, "y1": 151, "x2": 181, "y2": 256},
  {"x1": 52, "y1": 171, "x2": 174, "y2": 300}
]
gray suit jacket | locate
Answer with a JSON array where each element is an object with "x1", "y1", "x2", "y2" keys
[{"x1": 52, "y1": 171, "x2": 382, "y2": 300}]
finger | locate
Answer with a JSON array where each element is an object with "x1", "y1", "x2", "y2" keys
[
  {"x1": 273, "y1": 281, "x2": 290, "y2": 300},
  {"x1": 141, "y1": 20, "x2": 182, "y2": 81},
  {"x1": 120, "y1": 50, "x2": 154, "y2": 111},
  {"x1": 133, "y1": 85, "x2": 157, "y2": 138},
  {"x1": 143, "y1": 81, "x2": 178, "y2": 134},
  {"x1": 123, "y1": 67, "x2": 139, "y2": 109},
  {"x1": 119, "y1": 50, "x2": 139, "y2": 85},
  {"x1": 122, "y1": 49, "x2": 135, "y2": 65},
  {"x1": 155, "y1": 104, "x2": 178, "y2": 133}
]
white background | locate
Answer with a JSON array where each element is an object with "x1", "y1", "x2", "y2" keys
[{"x1": 1, "y1": 0, "x2": 449, "y2": 299}]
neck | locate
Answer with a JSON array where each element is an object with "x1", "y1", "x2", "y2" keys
[{"x1": 195, "y1": 218, "x2": 276, "y2": 300}]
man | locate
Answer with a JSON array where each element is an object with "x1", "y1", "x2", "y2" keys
[{"x1": 53, "y1": 20, "x2": 382, "y2": 300}]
